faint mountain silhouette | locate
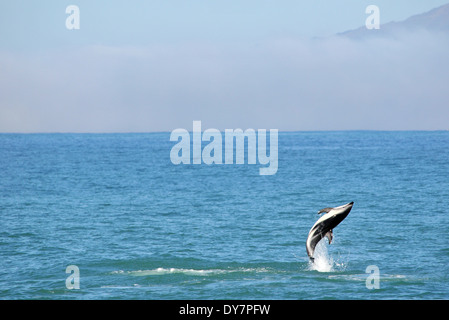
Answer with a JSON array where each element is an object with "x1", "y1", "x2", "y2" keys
[{"x1": 339, "y1": 3, "x2": 449, "y2": 39}]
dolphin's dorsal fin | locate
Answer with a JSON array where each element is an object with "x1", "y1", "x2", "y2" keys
[
  {"x1": 317, "y1": 207, "x2": 333, "y2": 215},
  {"x1": 325, "y1": 230, "x2": 333, "y2": 244}
]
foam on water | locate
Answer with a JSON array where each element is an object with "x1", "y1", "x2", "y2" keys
[
  {"x1": 112, "y1": 267, "x2": 272, "y2": 277},
  {"x1": 129, "y1": 268, "x2": 224, "y2": 276}
]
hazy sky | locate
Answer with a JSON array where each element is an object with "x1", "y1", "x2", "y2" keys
[{"x1": 1, "y1": 0, "x2": 449, "y2": 132}]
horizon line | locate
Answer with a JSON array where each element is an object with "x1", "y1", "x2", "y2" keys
[{"x1": 1, "y1": 129, "x2": 448, "y2": 134}]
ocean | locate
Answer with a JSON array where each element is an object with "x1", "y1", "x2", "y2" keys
[{"x1": 1, "y1": 131, "x2": 448, "y2": 300}]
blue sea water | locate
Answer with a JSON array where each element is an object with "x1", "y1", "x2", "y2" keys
[{"x1": 0, "y1": 131, "x2": 448, "y2": 300}]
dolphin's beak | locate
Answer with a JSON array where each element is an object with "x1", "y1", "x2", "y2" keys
[
  {"x1": 340, "y1": 201, "x2": 354, "y2": 212},
  {"x1": 344, "y1": 202, "x2": 354, "y2": 213}
]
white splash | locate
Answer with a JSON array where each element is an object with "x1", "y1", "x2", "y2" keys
[
  {"x1": 308, "y1": 240, "x2": 334, "y2": 272},
  {"x1": 307, "y1": 240, "x2": 348, "y2": 273}
]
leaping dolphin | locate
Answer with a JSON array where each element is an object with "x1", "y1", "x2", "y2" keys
[{"x1": 306, "y1": 202, "x2": 354, "y2": 262}]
